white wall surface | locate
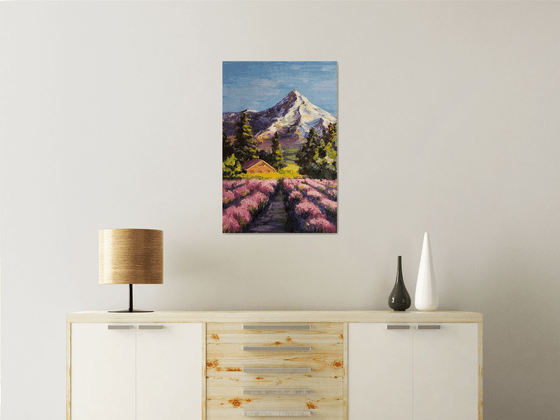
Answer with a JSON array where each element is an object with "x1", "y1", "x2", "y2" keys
[{"x1": 1, "y1": 2, "x2": 560, "y2": 419}]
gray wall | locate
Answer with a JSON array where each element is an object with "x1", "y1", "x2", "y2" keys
[{"x1": 2, "y1": 2, "x2": 560, "y2": 419}]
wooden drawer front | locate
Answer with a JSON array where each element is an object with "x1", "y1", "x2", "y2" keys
[
  {"x1": 207, "y1": 322, "x2": 344, "y2": 386},
  {"x1": 207, "y1": 323, "x2": 344, "y2": 420},
  {"x1": 207, "y1": 359, "x2": 344, "y2": 388},
  {"x1": 207, "y1": 387, "x2": 343, "y2": 420},
  {"x1": 207, "y1": 323, "x2": 343, "y2": 357}
]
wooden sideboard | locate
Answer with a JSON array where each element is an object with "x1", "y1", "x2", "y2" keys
[{"x1": 67, "y1": 311, "x2": 482, "y2": 420}]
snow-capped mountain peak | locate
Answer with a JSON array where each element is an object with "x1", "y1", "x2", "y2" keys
[{"x1": 223, "y1": 90, "x2": 337, "y2": 150}]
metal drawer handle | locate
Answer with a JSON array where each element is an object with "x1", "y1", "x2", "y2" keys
[
  {"x1": 386, "y1": 325, "x2": 410, "y2": 330},
  {"x1": 243, "y1": 325, "x2": 311, "y2": 330},
  {"x1": 243, "y1": 368, "x2": 311, "y2": 373},
  {"x1": 243, "y1": 346, "x2": 311, "y2": 352},
  {"x1": 417, "y1": 325, "x2": 441, "y2": 329},
  {"x1": 138, "y1": 325, "x2": 164, "y2": 330},
  {"x1": 107, "y1": 325, "x2": 133, "y2": 330},
  {"x1": 243, "y1": 410, "x2": 311, "y2": 417},
  {"x1": 243, "y1": 389, "x2": 311, "y2": 395}
]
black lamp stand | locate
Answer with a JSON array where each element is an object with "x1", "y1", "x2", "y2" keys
[{"x1": 109, "y1": 284, "x2": 153, "y2": 313}]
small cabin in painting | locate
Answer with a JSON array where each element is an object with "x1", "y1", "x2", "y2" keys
[{"x1": 242, "y1": 159, "x2": 277, "y2": 174}]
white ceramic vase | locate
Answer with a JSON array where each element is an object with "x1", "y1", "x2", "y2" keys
[{"x1": 415, "y1": 232, "x2": 439, "y2": 311}]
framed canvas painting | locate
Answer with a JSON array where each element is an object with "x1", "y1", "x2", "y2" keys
[{"x1": 222, "y1": 61, "x2": 337, "y2": 233}]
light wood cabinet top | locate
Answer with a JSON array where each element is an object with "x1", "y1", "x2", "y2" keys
[{"x1": 67, "y1": 310, "x2": 482, "y2": 323}]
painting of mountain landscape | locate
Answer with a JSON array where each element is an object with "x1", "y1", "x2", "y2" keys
[{"x1": 222, "y1": 61, "x2": 337, "y2": 233}]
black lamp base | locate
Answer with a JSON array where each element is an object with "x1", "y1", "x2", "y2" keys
[
  {"x1": 108, "y1": 309, "x2": 153, "y2": 313},
  {"x1": 109, "y1": 284, "x2": 153, "y2": 313}
]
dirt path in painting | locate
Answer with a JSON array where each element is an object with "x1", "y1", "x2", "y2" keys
[{"x1": 247, "y1": 188, "x2": 291, "y2": 233}]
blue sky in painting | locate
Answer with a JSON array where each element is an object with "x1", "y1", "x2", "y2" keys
[{"x1": 223, "y1": 61, "x2": 337, "y2": 115}]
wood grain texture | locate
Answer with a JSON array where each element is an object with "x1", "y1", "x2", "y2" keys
[
  {"x1": 478, "y1": 321, "x2": 483, "y2": 420},
  {"x1": 202, "y1": 323, "x2": 207, "y2": 420},
  {"x1": 66, "y1": 322, "x2": 71, "y2": 420},
  {"x1": 243, "y1": 368, "x2": 312, "y2": 373},
  {"x1": 207, "y1": 387, "x2": 343, "y2": 420},
  {"x1": 207, "y1": 322, "x2": 344, "y2": 387},
  {"x1": 243, "y1": 389, "x2": 312, "y2": 395},
  {"x1": 67, "y1": 311, "x2": 483, "y2": 324},
  {"x1": 208, "y1": 372, "x2": 344, "y2": 388},
  {"x1": 243, "y1": 346, "x2": 312, "y2": 352},
  {"x1": 342, "y1": 323, "x2": 348, "y2": 420},
  {"x1": 207, "y1": 323, "x2": 344, "y2": 420},
  {"x1": 207, "y1": 358, "x2": 344, "y2": 385},
  {"x1": 209, "y1": 386, "x2": 342, "y2": 402},
  {"x1": 243, "y1": 410, "x2": 311, "y2": 417},
  {"x1": 210, "y1": 345, "x2": 342, "y2": 359},
  {"x1": 243, "y1": 325, "x2": 311, "y2": 330},
  {"x1": 208, "y1": 322, "x2": 345, "y2": 335}
]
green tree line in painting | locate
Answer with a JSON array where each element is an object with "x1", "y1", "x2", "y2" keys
[
  {"x1": 223, "y1": 110, "x2": 337, "y2": 180},
  {"x1": 295, "y1": 123, "x2": 337, "y2": 180}
]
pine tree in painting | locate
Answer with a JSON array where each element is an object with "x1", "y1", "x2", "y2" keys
[
  {"x1": 324, "y1": 122, "x2": 337, "y2": 151},
  {"x1": 307, "y1": 142, "x2": 337, "y2": 180},
  {"x1": 222, "y1": 130, "x2": 234, "y2": 161},
  {"x1": 296, "y1": 125, "x2": 337, "y2": 179},
  {"x1": 306, "y1": 123, "x2": 337, "y2": 180},
  {"x1": 222, "y1": 154, "x2": 243, "y2": 179},
  {"x1": 296, "y1": 128, "x2": 319, "y2": 173},
  {"x1": 269, "y1": 132, "x2": 286, "y2": 170},
  {"x1": 234, "y1": 111, "x2": 258, "y2": 164}
]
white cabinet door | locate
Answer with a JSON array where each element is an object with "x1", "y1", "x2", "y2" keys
[
  {"x1": 136, "y1": 323, "x2": 202, "y2": 420},
  {"x1": 348, "y1": 323, "x2": 413, "y2": 420},
  {"x1": 413, "y1": 323, "x2": 479, "y2": 420},
  {"x1": 71, "y1": 323, "x2": 136, "y2": 420}
]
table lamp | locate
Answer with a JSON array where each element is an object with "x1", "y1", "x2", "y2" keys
[{"x1": 99, "y1": 228, "x2": 163, "y2": 313}]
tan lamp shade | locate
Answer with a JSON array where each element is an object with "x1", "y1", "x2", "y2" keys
[{"x1": 99, "y1": 229, "x2": 163, "y2": 285}]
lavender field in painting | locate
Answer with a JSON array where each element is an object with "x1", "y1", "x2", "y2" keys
[{"x1": 222, "y1": 61, "x2": 337, "y2": 233}]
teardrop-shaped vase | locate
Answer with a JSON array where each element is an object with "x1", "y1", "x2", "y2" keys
[
  {"x1": 415, "y1": 232, "x2": 439, "y2": 311},
  {"x1": 388, "y1": 256, "x2": 411, "y2": 311}
]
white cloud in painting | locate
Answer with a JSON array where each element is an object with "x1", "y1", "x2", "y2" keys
[
  {"x1": 251, "y1": 79, "x2": 279, "y2": 88},
  {"x1": 223, "y1": 83, "x2": 281, "y2": 111},
  {"x1": 311, "y1": 80, "x2": 337, "y2": 91}
]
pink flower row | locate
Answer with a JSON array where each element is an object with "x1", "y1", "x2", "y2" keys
[
  {"x1": 222, "y1": 192, "x2": 267, "y2": 233},
  {"x1": 222, "y1": 180, "x2": 245, "y2": 191},
  {"x1": 223, "y1": 179, "x2": 277, "y2": 207},
  {"x1": 304, "y1": 215, "x2": 337, "y2": 233},
  {"x1": 223, "y1": 180, "x2": 278, "y2": 232},
  {"x1": 283, "y1": 178, "x2": 307, "y2": 194},
  {"x1": 222, "y1": 186, "x2": 250, "y2": 206},
  {"x1": 283, "y1": 179, "x2": 337, "y2": 232},
  {"x1": 284, "y1": 179, "x2": 337, "y2": 211},
  {"x1": 303, "y1": 178, "x2": 327, "y2": 192},
  {"x1": 303, "y1": 178, "x2": 337, "y2": 200},
  {"x1": 294, "y1": 199, "x2": 336, "y2": 233},
  {"x1": 284, "y1": 178, "x2": 337, "y2": 201},
  {"x1": 287, "y1": 191, "x2": 336, "y2": 216},
  {"x1": 320, "y1": 197, "x2": 337, "y2": 216}
]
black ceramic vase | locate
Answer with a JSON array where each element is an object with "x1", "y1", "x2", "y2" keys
[{"x1": 388, "y1": 256, "x2": 411, "y2": 311}]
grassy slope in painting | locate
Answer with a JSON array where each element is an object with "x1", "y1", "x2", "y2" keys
[{"x1": 222, "y1": 62, "x2": 337, "y2": 233}]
